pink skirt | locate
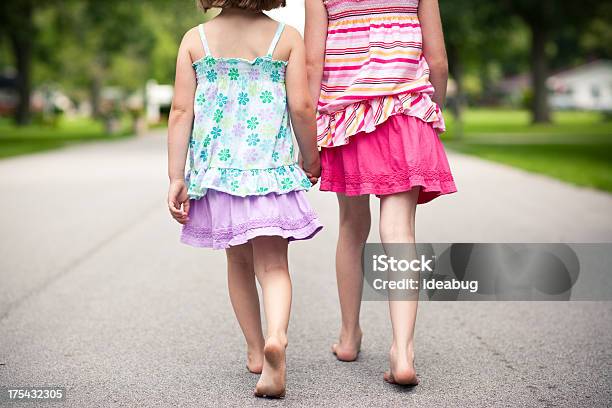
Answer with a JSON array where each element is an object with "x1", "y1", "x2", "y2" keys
[
  {"x1": 181, "y1": 190, "x2": 322, "y2": 250},
  {"x1": 320, "y1": 114, "x2": 457, "y2": 204}
]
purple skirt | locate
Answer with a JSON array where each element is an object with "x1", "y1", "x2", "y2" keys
[{"x1": 181, "y1": 190, "x2": 323, "y2": 250}]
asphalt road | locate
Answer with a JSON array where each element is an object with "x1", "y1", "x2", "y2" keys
[{"x1": 0, "y1": 131, "x2": 611, "y2": 407}]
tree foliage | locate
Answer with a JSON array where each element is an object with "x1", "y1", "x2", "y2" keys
[
  {"x1": 0, "y1": 0, "x2": 610, "y2": 125},
  {"x1": 0, "y1": 0, "x2": 205, "y2": 124}
]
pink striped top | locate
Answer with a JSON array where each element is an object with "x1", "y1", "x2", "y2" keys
[{"x1": 317, "y1": 0, "x2": 445, "y2": 147}]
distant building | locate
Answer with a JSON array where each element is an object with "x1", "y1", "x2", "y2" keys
[
  {"x1": 548, "y1": 60, "x2": 612, "y2": 111},
  {"x1": 145, "y1": 80, "x2": 173, "y2": 123},
  {"x1": 496, "y1": 73, "x2": 530, "y2": 106},
  {"x1": 495, "y1": 60, "x2": 612, "y2": 111}
]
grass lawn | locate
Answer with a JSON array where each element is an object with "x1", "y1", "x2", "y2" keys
[
  {"x1": 0, "y1": 117, "x2": 132, "y2": 159},
  {"x1": 442, "y1": 109, "x2": 612, "y2": 192}
]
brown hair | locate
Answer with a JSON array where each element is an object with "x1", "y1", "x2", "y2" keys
[{"x1": 197, "y1": 0, "x2": 286, "y2": 12}]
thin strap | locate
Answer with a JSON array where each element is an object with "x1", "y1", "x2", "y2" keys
[
  {"x1": 266, "y1": 22, "x2": 285, "y2": 57},
  {"x1": 197, "y1": 24, "x2": 211, "y2": 57}
]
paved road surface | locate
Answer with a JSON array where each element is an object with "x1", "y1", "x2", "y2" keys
[{"x1": 1, "y1": 131, "x2": 611, "y2": 407}]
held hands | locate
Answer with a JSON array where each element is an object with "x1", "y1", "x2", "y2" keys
[
  {"x1": 168, "y1": 179, "x2": 190, "y2": 224},
  {"x1": 298, "y1": 151, "x2": 321, "y2": 185}
]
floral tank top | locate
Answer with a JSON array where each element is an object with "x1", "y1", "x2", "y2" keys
[{"x1": 186, "y1": 22, "x2": 312, "y2": 199}]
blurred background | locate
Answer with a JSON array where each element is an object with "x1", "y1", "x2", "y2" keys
[
  {"x1": 1, "y1": 3, "x2": 611, "y2": 406},
  {"x1": 0, "y1": 0, "x2": 611, "y2": 191}
]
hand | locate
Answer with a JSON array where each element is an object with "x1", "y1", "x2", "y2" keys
[
  {"x1": 298, "y1": 152, "x2": 317, "y2": 185},
  {"x1": 302, "y1": 154, "x2": 321, "y2": 186},
  {"x1": 168, "y1": 179, "x2": 190, "y2": 224}
]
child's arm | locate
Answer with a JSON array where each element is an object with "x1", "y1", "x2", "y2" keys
[
  {"x1": 304, "y1": 0, "x2": 328, "y2": 108},
  {"x1": 167, "y1": 30, "x2": 197, "y2": 224},
  {"x1": 419, "y1": 0, "x2": 448, "y2": 107},
  {"x1": 284, "y1": 26, "x2": 321, "y2": 182}
]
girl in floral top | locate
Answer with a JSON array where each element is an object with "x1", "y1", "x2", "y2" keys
[{"x1": 167, "y1": 0, "x2": 321, "y2": 398}]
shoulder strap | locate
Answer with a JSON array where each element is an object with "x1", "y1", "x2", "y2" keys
[
  {"x1": 197, "y1": 24, "x2": 212, "y2": 57},
  {"x1": 266, "y1": 22, "x2": 285, "y2": 57}
]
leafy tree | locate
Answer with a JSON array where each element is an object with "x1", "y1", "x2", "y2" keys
[
  {"x1": 440, "y1": 1, "x2": 512, "y2": 133},
  {"x1": 0, "y1": 0, "x2": 206, "y2": 125},
  {"x1": 500, "y1": 0, "x2": 601, "y2": 123},
  {"x1": 0, "y1": 0, "x2": 36, "y2": 125}
]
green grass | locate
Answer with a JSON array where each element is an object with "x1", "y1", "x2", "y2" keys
[
  {"x1": 442, "y1": 109, "x2": 612, "y2": 192},
  {"x1": 0, "y1": 116, "x2": 133, "y2": 159}
]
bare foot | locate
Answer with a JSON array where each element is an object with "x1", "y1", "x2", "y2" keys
[
  {"x1": 246, "y1": 348, "x2": 264, "y2": 374},
  {"x1": 331, "y1": 327, "x2": 362, "y2": 362},
  {"x1": 384, "y1": 344, "x2": 418, "y2": 386},
  {"x1": 254, "y1": 336, "x2": 286, "y2": 398}
]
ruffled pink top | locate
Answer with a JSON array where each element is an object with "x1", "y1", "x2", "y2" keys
[{"x1": 317, "y1": 0, "x2": 445, "y2": 148}]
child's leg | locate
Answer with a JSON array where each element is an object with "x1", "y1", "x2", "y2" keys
[
  {"x1": 225, "y1": 242, "x2": 265, "y2": 374},
  {"x1": 251, "y1": 236, "x2": 291, "y2": 398},
  {"x1": 379, "y1": 188, "x2": 420, "y2": 385},
  {"x1": 333, "y1": 193, "x2": 371, "y2": 361}
]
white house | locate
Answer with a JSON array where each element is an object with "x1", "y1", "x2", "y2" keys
[
  {"x1": 548, "y1": 60, "x2": 612, "y2": 111},
  {"x1": 145, "y1": 79, "x2": 174, "y2": 123}
]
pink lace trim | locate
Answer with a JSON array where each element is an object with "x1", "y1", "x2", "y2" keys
[{"x1": 322, "y1": 168, "x2": 455, "y2": 184}]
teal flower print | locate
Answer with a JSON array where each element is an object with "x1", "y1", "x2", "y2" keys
[
  {"x1": 277, "y1": 166, "x2": 287, "y2": 175},
  {"x1": 202, "y1": 136, "x2": 211, "y2": 148},
  {"x1": 196, "y1": 93, "x2": 206, "y2": 106},
  {"x1": 277, "y1": 125, "x2": 286, "y2": 140},
  {"x1": 216, "y1": 94, "x2": 228, "y2": 107},
  {"x1": 206, "y1": 69, "x2": 217, "y2": 82},
  {"x1": 247, "y1": 134, "x2": 260, "y2": 146},
  {"x1": 260, "y1": 90, "x2": 274, "y2": 103},
  {"x1": 218, "y1": 149, "x2": 231, "y2": 162},
  {"x1": 247, "y1": 116, "x2": 259, "y2": 130},
  {"x1": 219, "y1": 170, "x2": 229, "y2": 184},
  {"x1": 204, "y1": 56, "x2": 216, "y2": 66},
  {"x1": 262, "y1": 60, "x2": 273, "y2": 73},
  {"x1": 289, "y1": 145, "x2": 294, "y2": 157},
  {"x1": 214, "y1": 109, "x2": 223, "y2": 123},
  {"x1": 272, "y1": 151, "x2": 279, "y2": 161},
  {"x1": 301, "y1": 178, "x2": 312, "y2": 189},
  {"x1": 281, "y1": 177, "x2": 294, "y2": 190},
  {"x1": 230, "y1": 180, "x2": 239, "y2": 191},
  {"x1": 270, "y1": 70, "x2": 281, "y2": 82},
  {"x1": 211, "y1": 126, "x2": 222, "y2": 139},
  {"x1": 228, "y1": 68, "x2": 240, "y2": 80},
  {"x1": 238, "y1": 92, "x2": 249, "y2": 105},
  {"x1": 199, "y1": 150, "x2": 208, "y2": 161},
  {"x1": 257, "y1": 187, "x2": 269, "y2": 194}
]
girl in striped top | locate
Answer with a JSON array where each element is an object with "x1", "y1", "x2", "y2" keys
[{"x1": 305, "y1": 0, "x2": 456, "y2": 385}]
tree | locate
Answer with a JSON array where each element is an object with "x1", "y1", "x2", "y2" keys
[
  {"x1": 440, "y1": 2, "x2": 510, "y2": 133},
  {"x1": 0, "y1": 0, "x2": 207, "y2": 125},
  {"x1": 501, "y1": 0, "x2": 600, "y2": 123},
  {"x1": 0, "y1": 0, "x2": 35, "y2": 125}
]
